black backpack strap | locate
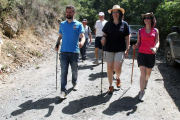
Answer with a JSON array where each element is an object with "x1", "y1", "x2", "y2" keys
[{"x1": 88, "y1": 26, "x2": 90, "y2": 35}]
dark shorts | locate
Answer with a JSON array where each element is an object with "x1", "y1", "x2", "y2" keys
[
  {"x1": 137, "y1": 52, "x2": 155, "y2": 68},
  {"x1": 95, "y1": 37, "x2": 102, "y2": 49}
]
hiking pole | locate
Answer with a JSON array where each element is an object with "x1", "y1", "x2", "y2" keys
[
  {"x1": 56, "y1": 50, "x2": 58, "y2": 91},
  {"x1": 101, "y1": 46, "x2": 103, "y2": 95},
  {"x1": 131, "y1": 49, "x2": 136, "y2": 84},
  {"x1": 56, "y1": 42, "x2": 60, "y2": 91}
]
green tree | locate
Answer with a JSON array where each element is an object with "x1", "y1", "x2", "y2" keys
[{"x1": 155, "y1": 1, "x2": 180, "y2": 47}]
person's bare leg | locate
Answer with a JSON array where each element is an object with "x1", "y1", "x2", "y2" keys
[
  {"x1": 107, "y1": 62, "x2": 114, "y2": 85},
  {"x1": 146, "y1": 68, "x2": 152, "y2": 81},
  {"x1": 95, "y1": 48, "x2": 99, "y2": 59},
  {"x1": 139, "y1": 66, "x2": 146, "y2": 91},
  {"x1": 114, "y1": 61, "x2": 122, "y2": 79}
]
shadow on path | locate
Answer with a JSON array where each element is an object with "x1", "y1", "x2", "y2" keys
[
  {"x1": 157, "y1": 62, "x2": 180, "y2": 111},
  {"x1": 11, "y1": 88, "x2": 74, "y2": 117},
  {"x1": 11, "y1": 97, "x2": 61, "y2": 117},
  {"x1": 62, "y1": 92, "x2": 112, "y2": 114},
  {"x1": 103, "y1": 95, "x2": 139, "y2": 116},
  {"x1": 79, "y1": 64, "x2": 100, "y2": 71},
  {"x1": 89, "y1": 72, "x2": 107, "y2": 81}
]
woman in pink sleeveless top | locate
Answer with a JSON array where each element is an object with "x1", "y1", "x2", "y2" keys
[{"x1": 132, "y1": 12, "x2": 160, "y2": 102}]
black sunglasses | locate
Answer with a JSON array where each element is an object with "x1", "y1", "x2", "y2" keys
[{"x1": 144, "y1": 17, "x2": 151, "y2": 19}]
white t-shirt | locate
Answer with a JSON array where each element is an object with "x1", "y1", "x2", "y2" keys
[{"x1": 95, "y1": 19, "x2": 107, "y2": 37}]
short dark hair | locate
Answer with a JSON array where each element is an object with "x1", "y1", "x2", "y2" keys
[
  {"x1": 142, "y1": 16, "x2": 155, "y2": 27},
  {"x1": 66, "y1": 5, "x2": 75, "y2": 12},
  {"x1": 109, "y1": 10, "x2": 123, "y2": 22}
]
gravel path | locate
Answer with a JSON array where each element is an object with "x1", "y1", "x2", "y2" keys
[{"x1": 0, "y1": 34, "x2": 180, "y2": 120}]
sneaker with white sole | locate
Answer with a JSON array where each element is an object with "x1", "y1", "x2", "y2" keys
[
  {"x1": 59, "y1": 91, "x2": 67, "y2": 99},
  {"x1": 93, "y1": 59, "x2": 99, "y2": 64},
  {"x1": 139, "y1": 91, "x2": 145, "y2": 102}
]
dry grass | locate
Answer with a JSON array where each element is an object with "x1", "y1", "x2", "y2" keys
[{"x1": 0, "y1": 28, "x2": 51, "y2": 80}]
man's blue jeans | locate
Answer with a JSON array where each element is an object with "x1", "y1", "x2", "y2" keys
[{"x1": 60, "y1": 52, "x2": 79, "y2": 92}]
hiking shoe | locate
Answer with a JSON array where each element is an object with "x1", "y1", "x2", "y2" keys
[
  {"x1": 116, "y1": 78, "x2": 121, "y2": 88},
  {"x1": 108, "y1": 86, "x2": 114, "y2": 94},
  {"x1": 60, "y1": 91, "x2": 67, "y2": 99},
  {"x1": 145, "y1": 80, "x2": 148, "y2": 89},
  {"x1": 73, "y1": 83, "x2": 78, "y2": 91},
  {"x1": 139, "y1": 91, "x2": 145, "y2": 102},
  {"x1": 93, "y1": 59, "x2": 99, "y2": 64}
]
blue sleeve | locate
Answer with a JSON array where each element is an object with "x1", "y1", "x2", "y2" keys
[
  {"x1": 59, "y1": 23, "x2": 62, "y2": 34},
  {"x1": 79, "y1": 23, "x2": 85, "y2": 34}
]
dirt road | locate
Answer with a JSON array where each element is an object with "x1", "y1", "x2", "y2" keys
[{"x1": 0, "y1": 34, "x2": 180, "y2": 120}]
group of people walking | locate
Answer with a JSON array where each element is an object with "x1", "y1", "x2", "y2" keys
[{"x1": 55, "y1": 4, "x2": 160, "y2": 102}]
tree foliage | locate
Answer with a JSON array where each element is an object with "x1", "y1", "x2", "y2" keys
[
  {"x1": 1, "y1": 0, "x2": 180, "y2": 48},
  {"x1": 155, "y1": 1, "x2": 180, "y2": 42},
  {"x1": 76, "y1": 0, "x2": 179, "y2": 48}
]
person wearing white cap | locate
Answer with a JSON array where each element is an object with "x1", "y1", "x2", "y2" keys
[
  {"x1": 93, "y1": 12, "x2": 107, "y2": 64},
  {"x1": 132, "y1": 12, "x2": 160, "y2": 102},
  {"x1": 101, "y1": 5, "x2": 130, "y2": 94}
]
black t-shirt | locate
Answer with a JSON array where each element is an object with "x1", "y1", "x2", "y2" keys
[{"x1": 102, "y1": 20, "x2": 130, "y2": 52}]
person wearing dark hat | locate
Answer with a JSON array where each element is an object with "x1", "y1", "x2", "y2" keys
[
  {"x1": 132, "y1": 12, "x2": 160, "y2": 102},
  {"x1": 79, "y1": 19, "x2": 92, "y2": 62},
  {"x1": 101, "y1": 5, "x2": 130, "y2": 94},
  {"x1": 93, "y1": 12, "x2": 107, "y2": 64}
]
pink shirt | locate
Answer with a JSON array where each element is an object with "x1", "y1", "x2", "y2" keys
[{"x1": 139, "y1": 27, "x2": 156, "y2": 54}]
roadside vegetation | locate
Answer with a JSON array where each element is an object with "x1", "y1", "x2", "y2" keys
[{"x1": 0, "y1": 0, "x2": 179, "y2": 80}]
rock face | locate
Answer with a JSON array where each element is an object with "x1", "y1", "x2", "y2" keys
[{"x1": 3, "y1": 19, "x2": 19, "y2": 37}]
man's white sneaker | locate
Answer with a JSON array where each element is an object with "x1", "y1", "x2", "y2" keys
[
  {"x1": 93, "y1": 59, "x2": 99, "y2": 64},
  {"x1": 139, "y1": 91, "x2": 145, "y2": 102},
  {"x1": 59, "y1": 91, "x2": 67, "y2": 99}
]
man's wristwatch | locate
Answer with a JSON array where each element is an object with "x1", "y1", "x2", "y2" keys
[{"x1": 155, "y1": 47, "x2": 158, "y2": 51}]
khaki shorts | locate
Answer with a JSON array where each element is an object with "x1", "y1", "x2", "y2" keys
[{"x1": 103, "y1": 51, "x2": 125, "y2": 62}]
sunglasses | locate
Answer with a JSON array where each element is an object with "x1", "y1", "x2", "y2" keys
[
  {"x1": 144, "y1": 17, "x2": 151, "y2": 19},
  {"x1": 112, "y1": 11, "x2": 119, "y2": 14}
]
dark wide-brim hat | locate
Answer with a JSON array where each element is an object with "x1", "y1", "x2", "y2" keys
[{"x1": 141, "y1": 12, "x2": 154, "y2": 18}]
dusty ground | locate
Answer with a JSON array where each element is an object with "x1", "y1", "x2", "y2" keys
[{"x1": 0, "y1": 34, "x2": 180, "y2": 120}]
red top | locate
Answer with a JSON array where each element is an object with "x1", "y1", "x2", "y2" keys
[{"x1": 139, "y1": 27, "x2": 156, "y2": 54}]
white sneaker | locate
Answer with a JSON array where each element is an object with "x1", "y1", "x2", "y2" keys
[
  {"x1": 59, "y1": 91, "x2": 67, "y2": 99},
  {"x1": 73, "y1": 83, "x2": 78, "y2": 91},
  {"x1": 93, "y1": 59, "x2": 99, "y2": 64},
  {"x1": 139, "y1": 91, "x2": 145, "y2": 102}
]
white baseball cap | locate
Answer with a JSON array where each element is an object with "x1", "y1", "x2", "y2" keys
[{"x1": 98, "y1": 12, "x2": 105, "y2": 16}]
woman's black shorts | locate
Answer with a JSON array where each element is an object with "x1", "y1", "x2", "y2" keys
[{"x1": 137, "y1": 52, "x2": 155, "y2": 68}]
